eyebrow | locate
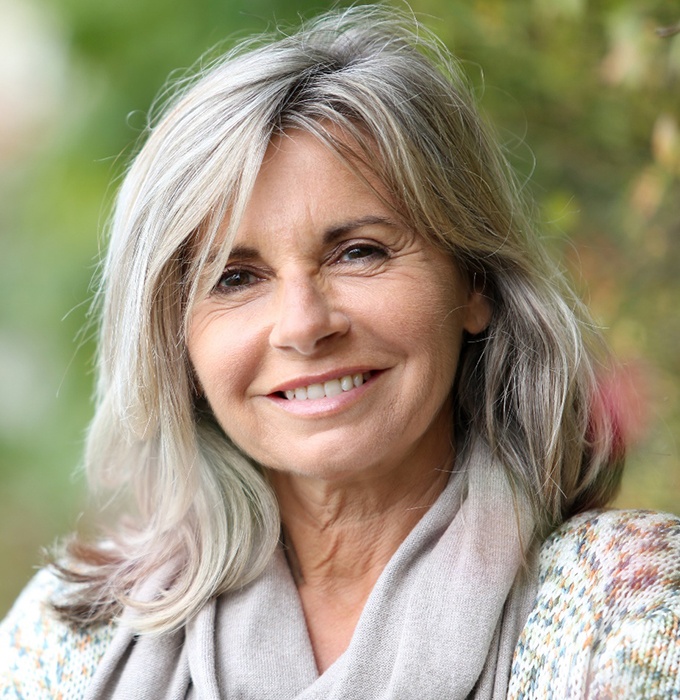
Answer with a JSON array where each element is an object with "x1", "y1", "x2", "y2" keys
[
  {"x1": 323, "y1": 215, "x2": 398, "y2": 244},
  {"x1": 227, "y1": 215, "x2": 399, "y2": 261}
]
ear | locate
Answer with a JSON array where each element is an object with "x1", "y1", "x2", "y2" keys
[{"x1": 463, "y1": 289, "x2": 492, "y2": 335}]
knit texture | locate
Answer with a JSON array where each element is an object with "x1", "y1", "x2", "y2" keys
[
  {"x1": 2, "y1": 509, "x2": 679, "y2": 699},
  {"x1": 0, "y1": 570, "x2": 115, "y2": 699},
  {"x1": 508, "y1": 509, "x2": 680, "y2": 699}
]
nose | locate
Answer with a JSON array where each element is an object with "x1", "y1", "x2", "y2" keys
[{"x1": 269, "y1": 274, "x2": 350, "y2": 355}]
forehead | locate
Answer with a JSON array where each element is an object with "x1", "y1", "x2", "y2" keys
[{"x1": 232, "y1": 129, "x2": 398, "y2": 250}]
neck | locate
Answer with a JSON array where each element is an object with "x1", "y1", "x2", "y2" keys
[
  {"x1": 269, "y1": 454, "x2": 451, "y2": 672},
  {"x1": 266, "y1": 430, "x2": 455, "y2": 672},
  {"x1": 276, "y1": 466, "x2": 449, "y2": 591}
]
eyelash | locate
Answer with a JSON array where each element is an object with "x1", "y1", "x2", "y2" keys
[
  {"x1": 215, "y1": 267, "x2": 263, "y2": 292},
  {"x1": 214, "y1": 241, "x2": 390, "y2": 294},
  {"x1": 334, "y1": 242, "x2": 389, "y2": 264}
]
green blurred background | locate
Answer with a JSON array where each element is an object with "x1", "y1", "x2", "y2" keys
[{"x1": 1, "y1": 0, "x2": 679, "y2": 616}]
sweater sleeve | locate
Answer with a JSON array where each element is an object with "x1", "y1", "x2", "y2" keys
[
  {"x1": 0, "y1": 568, "x2": 115, "y2": 700},
  {"x1": 508, "y1": 510, "x2": 680, "y2": 700}
]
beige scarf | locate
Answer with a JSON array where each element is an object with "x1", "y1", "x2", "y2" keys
[{"x1": 85, "y1": 443, "x2": 537, "y2": 699}]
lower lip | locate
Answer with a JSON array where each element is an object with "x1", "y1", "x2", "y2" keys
[{"x1": 264, "y1": 371, "x2": 382, "y2": 417}]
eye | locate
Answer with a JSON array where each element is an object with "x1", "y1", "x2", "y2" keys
[
  {"x1": 337, "y1": 243, "x2": 389, "y2": 263},
  {"x1": 215, "y1": 268, "x2": 260, "y2": 292}
]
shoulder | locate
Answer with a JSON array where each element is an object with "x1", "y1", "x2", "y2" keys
[
  {"x1": 540, "y1": 507, "x2": 680, "y2": 570},
  {"x1": 509, "y1": 509, "x2": 680, "y2": 699},
  {"x1": 0, "y1": 567, "x2": 116, "y2": 700}
]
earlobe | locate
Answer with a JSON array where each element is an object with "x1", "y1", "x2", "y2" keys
[{"x1": 463, "y1": 291, "x2": 492, "y2": 335}]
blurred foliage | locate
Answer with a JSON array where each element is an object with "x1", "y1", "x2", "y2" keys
[{"x1": 1, "y1": 0, "x2": 678, "y2": 615}]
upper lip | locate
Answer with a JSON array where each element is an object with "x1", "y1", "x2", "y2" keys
[{"x1": 268, "y1": 367, "x2": 379, "y2": 394}]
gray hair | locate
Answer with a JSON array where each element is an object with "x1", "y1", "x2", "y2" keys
[{"x1": 56, "y1": 5, "x2": 622, "y2": 633}]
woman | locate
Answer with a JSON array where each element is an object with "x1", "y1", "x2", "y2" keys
[{"x1": 1, "y1": 6, "x2": 678, "y2": 699}]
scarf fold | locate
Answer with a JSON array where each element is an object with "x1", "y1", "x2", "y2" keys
[{"x1": 85, "y1": 444, "x2": 538, "y2": 700}]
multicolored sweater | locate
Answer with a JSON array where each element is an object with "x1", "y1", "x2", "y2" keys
[{"x1": 1, "y1": 509, "x2": 679, "y2": 699}]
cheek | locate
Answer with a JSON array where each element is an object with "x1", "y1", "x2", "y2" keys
[
  {"x1": 188, "y1": 314, "x2": 263, "y2": 412},
  {"x1": 363, "y1": 272, "x2": 465, "y2": 363}
]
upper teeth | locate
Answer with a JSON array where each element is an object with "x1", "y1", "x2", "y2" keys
[{"x1": 284, "y1": 372, "x2": 370, "y2": 400}]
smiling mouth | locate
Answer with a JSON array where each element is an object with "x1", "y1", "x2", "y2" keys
[{"x1": 277, "y1": 371, "x2": 373, "y2": 401}]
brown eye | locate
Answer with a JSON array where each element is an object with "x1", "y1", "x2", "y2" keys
[
  {"x1": 338, "y1": 244, "x2": 388, "y2": 263},
  {"x1": 217, "y1": 268, "x2": 259, "y2": 291}
]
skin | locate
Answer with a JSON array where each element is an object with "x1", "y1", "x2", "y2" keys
[{"x1": 187, "y1": 129, "x2": 490, "y2": 672}]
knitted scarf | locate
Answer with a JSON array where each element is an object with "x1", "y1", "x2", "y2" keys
[{"x1": 85, "y1": 445, "x2": 537, "y2": 699}]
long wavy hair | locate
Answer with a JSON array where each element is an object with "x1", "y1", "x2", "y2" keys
[{"x1": 56, "y1": 5, "x2": 623, "y2": 633}]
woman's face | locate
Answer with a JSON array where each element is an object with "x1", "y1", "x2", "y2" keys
[{"x1": 187, "y1": 130, "x2": 490, "y2": 484}]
